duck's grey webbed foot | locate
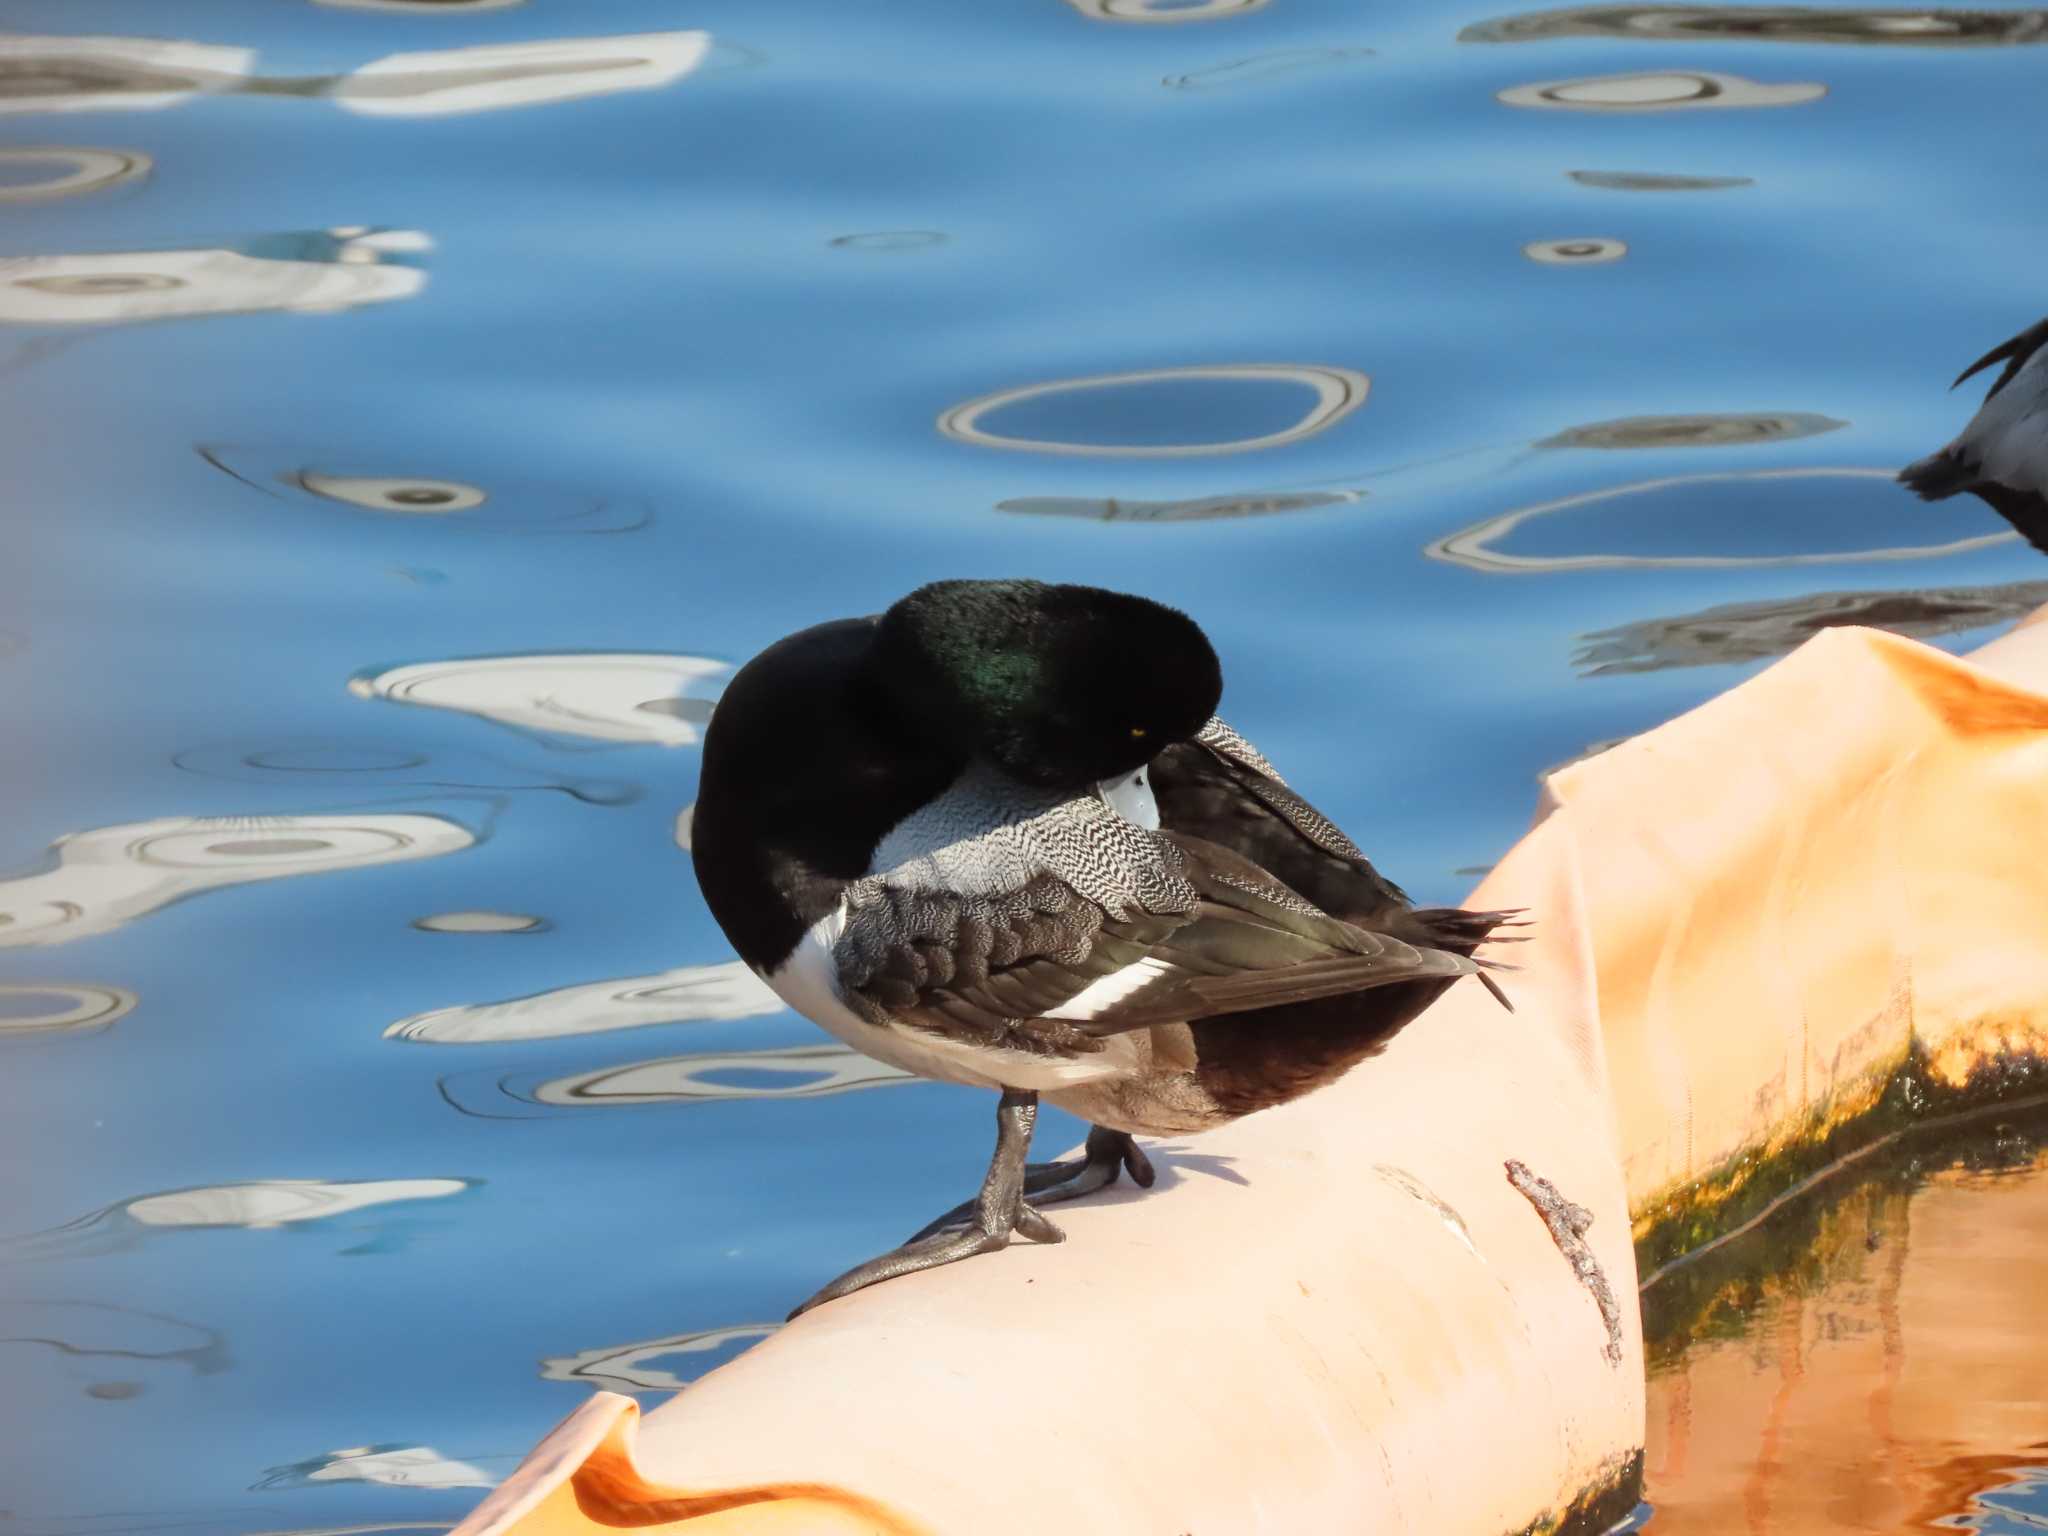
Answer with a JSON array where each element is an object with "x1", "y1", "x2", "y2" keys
[
  {"x1": 789, "y1": 1088, "x2": 1062, "y2": 1319},
  {"x1": 904, "y1": 1125, "x2": 1152, "y2": 1244}
]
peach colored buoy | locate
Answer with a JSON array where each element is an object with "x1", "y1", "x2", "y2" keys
[{"x1": 455, "y1": 610, "x2": 2048, "y2": 1536}]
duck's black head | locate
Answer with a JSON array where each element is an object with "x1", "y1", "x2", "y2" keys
[{"x1": 871, "y1": 579, "x2": 1222, "y2": 789}]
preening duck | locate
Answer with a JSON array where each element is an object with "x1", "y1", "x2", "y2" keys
[
  {"x1": 1899, "y1": 315, "x2": 2048, "y2": 554},
  {"x1": 690, "y1": 579, "x2": 1519, "y2": 1316}
]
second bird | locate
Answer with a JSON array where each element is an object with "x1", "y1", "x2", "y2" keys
[
  {"x1": 691, "y1": 579, "x2": 1518, "y2": 1316},
  {"x1": 1900, "y1": 314, "x2": 2048, "y2": 553}
]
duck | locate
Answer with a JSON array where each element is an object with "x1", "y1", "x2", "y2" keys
[
  {"x1": 1899, "y1": 315, "x2": 2048, "y2": 554},
  {"x1": 691, "y1": 579, "x2": 1518, "y2": 1316}
]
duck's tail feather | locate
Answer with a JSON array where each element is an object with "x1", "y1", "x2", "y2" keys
[
  {"x1": 1899, "y1": 447, "x2": 1976, "y2": 501},
  {"x1": 1401, "y1": 906, "x2": 1527, "y2": 1012}
]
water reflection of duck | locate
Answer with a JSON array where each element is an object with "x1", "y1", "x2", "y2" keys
[
  {"x1": 692, "y1": 580, "x2": 1517, "y2": 1315},
  {"x1": 1900, "y1": 317, "x2": 2048, "y2": 553}
]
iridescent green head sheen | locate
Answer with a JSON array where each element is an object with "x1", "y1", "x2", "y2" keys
[{"x1": 872, "y1": 579, "x2": 1223, "y2": 788}]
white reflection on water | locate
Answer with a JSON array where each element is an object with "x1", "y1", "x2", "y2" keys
[
  {"x1": 1062, "y1": 0, "x2": 1270, "y2": 20},
  {"x1": 350, "y1": 654, "x2": 727, "y2": 748},
  {"x1": 541, "y1": 1323, "x2": 778, "y2": 1394},
  {"x1": 433, "y1": 1043, "x2": 912, "y2": 1119},
  {"x1": 0, "y1": 32, "x2": 710, "y2": 119},
  {"x1": 330, "y1": 33, "x2": 710, "y2": 118},
  {"x1": 1500, "y1": 70, "x2": 1826, "y2": 111},
  {"x1": 125, "y1": 1179, "x2": 470, "y2": 1229},
  {"x1": 1524, "y1": 237, "x2": 1629, "y2": 264},
  {"x1": 0, "y1": 231, "x2": 427, "y2": 326},
  {"x1": 6, "y1": 1179, "x2": 477, "y2": 1262},
  {"x1": 412, "y1": 910, "x2": 546, "y2": 935},
  {"x1": 0, "y1": 35, "x2": 254, "y2": 113},
  {"x1": 202, "y1": 446, "x2": 653, "y2": 536},
  {"x1": 1425, "y1": 468, "x2": 2018, "y2": 573},
  {"x1": 387, "y1": 960, "x2": 782, "y2": 1044},
  {"x1": 938, "y1": 363, "x2": 1370, "y2": 457},
  {"x1": 0, "y1": 982, "x2": 137, "y2": 1036},
  {"x1": 0, "y1": 147, "x2": 150, "y2": 202},
  {"x1": 300, "y1": 474, "x2": 486, "y2": 515},
  {"x1": 253, "y1": 1445, "x2": 497, "y2": 1492},
  {"x1": 0, "y1": 814, "x2": 474, "y2": 949},
  {"x1": 533, "y1": 1043, "x2": 911, "y2": 1106}
]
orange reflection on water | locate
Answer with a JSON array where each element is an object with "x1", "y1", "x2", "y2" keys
[{"x1": 1644, "y1": 1146, "x2": 2048, "y2": 1533}]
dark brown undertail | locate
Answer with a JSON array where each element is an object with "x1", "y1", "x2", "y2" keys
[
  {"x1": 1969, "y1": 482, "x2": 2048, "y2": 557},
  {"x1": 1188, "y1": 902, "x2": 1522, "y2": 1120},
  {"x1": 1143, "y1": 733, "x2": 1527, "y2": 1115},
  {"x1": 1899, "y1": 452, "x2": 2048, "y2": 557}
]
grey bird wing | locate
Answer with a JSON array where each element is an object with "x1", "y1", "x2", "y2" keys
[
  {"x1": 1052, "y1": 833, "x2": 1482, "y2": 1035},
  {"x1": 831, "y1": 792, "x2": 1479, "y2": 1052},
  {"x1": 1153, "y1": 716, "x2": 1414, "y2": 923},
  {"x1": 1163, "y1": 717, "x2": 1525, "y2": 1008}
]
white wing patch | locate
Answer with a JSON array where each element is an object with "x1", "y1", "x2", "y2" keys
[{"x1": 1043, "y1": 954, "x2": 1179, "y2": 1021}]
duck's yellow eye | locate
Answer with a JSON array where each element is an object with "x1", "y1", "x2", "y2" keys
[{"x1": 1129, "y1": 726, "x2": 1148, "y2": 740}]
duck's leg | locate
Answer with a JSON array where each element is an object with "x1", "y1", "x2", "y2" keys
[
  {"x1": 788, "y1": 1088, "x2": 1062, "y2": 1319},
  {"x1": 902, "y1": 1126, "x2": 1153, "y2": 1244}
]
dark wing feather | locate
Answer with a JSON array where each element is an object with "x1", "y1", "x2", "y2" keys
[
  {"x1": 832, "y1": 726, "x2": 1519, "y2": 1054},
  {"x1": 1056, "y1": 834, "x2": 1479, "y2": 1035},
  {"x1": 1954, "y1": 316, "x2": 2048, "y2": 401},
  {"x1": 830, "y1": 835, "x2": 1483, "y2": 1051},
  {"x1": 1161, "y1": 717, "x2": 1524, "y2": 1004},
  {"x1": 835, "y1": 872, "x2": 1187, "y2": 1053},
  {"x1": 1154, "y1": 723, "x2": 1413, "y2": 924}
]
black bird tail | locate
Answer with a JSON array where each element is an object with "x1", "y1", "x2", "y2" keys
[
  {"x1": 1400, "y1": 906, "x2": 1529, "y2": 1012},
  {"x1": 1898, "y1": 448, "x2": 1975, "y2": 502}
]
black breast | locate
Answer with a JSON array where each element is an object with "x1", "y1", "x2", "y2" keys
[{"x1": 691, "y1": 617, "x2": 959, "y2": 972}]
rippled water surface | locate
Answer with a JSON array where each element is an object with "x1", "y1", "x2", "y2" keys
[{"x1": 4, "y1": 2, "x2": 2044, "y2": 1530}]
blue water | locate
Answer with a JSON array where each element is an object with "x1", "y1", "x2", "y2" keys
[{"x1": 3, "y1": 3, "x2": 2044, "y2": 1531}]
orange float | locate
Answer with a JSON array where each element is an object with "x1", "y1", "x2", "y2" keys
[{"x1": 455, "y1": 609, "x2": 2048, "y2": 1536}]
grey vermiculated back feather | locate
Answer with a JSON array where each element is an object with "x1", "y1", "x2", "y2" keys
[
  {"x1": 832, "y1": 762, "x2": 1199, "y2": 1031},
  {"x1": 1195, "y1": 716, "x2": 1369, "y2": 864},
  {"x1": 1195, "y1": 717, "x2": 1289, "y2": 784},
  {"x1": 869, "y1": 760, "x2": 1196, "y2": 917},
  {"x1": 826, "y1": 720, "x2": 1497, "y2": 1051}
]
